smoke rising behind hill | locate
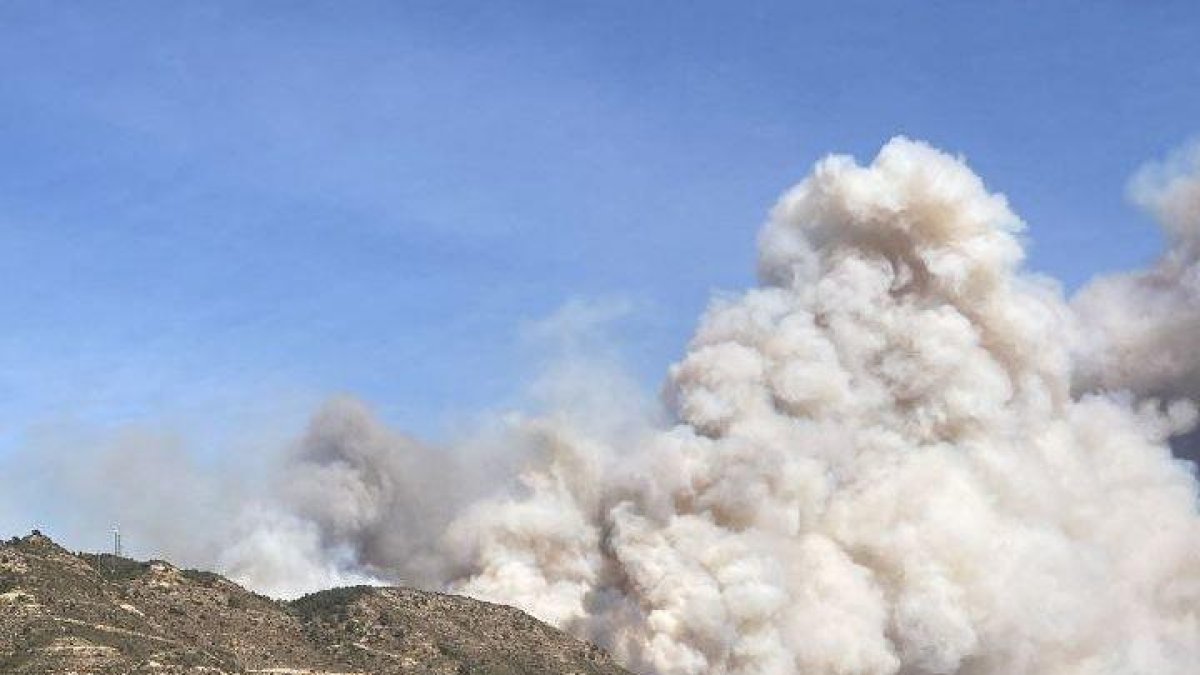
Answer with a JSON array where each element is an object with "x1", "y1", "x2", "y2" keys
[{"x1": 7, "y1": 137, "x2": 1200, "y2": 674}]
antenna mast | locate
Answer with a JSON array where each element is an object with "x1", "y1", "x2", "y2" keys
[{"x1": 113, "y1": 527, "x2": 122, "y2": 558}]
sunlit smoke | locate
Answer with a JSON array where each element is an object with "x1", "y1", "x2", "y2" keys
[
  {"x1": 8, "y1": 137, "x2": 1200, "y2": 675},
  {"x1": 222, "y1": 138, "x2": 1200, "y2": 674},
  {"x1": 418, "y1": 138, "x2": 1198, "y2": 674}
]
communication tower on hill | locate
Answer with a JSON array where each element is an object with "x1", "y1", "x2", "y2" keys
[{"x1": 113, "y1": 527, "x2": 122, "y2": 558}]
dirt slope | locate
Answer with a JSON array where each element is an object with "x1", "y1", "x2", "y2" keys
[{"x1": 0, "y1": 532, "x2": 630, "y2": 675}]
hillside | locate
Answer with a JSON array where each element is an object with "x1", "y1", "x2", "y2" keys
[{"x1": 0, "y1": 532, "x2": 631, "y2": 675}]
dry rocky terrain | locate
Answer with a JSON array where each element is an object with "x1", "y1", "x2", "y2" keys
[{"x1": 0, "y1": 532, "x2": 631, "y2": 675}]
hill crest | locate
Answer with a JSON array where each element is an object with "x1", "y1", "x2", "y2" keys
[{"x1": 0, "y1": 531, "x2": 630, "y2": 674}]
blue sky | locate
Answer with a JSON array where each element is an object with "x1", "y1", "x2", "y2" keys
[{"x1": 1, "y1": 1, "x2": 1199, "y2": 455}]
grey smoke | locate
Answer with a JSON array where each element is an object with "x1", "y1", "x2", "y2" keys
[{"x1": 218, "y1": 396, "x2": 518, "y2": 597}]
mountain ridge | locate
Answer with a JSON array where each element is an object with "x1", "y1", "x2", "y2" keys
[{"x1": 0, "y1": 531, "x2": 631, "y2": 675}]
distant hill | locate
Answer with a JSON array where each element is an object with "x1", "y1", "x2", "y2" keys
[{"x1": 0, "y1": 531, "x2": 631, "y2": 675}]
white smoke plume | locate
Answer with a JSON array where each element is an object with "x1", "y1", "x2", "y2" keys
[
  {"x1": 9, "y1": 137, "x2": 1199, "y2": 674},
  {"x1": 406, "y1": 138, "x2": 1198, "y2": 675},
  {"x1": 213, "y1": 138, "x2": 1200, "y2": 674}
]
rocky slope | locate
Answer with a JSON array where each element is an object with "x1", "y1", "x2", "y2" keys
[{"x1": 0, "y1": 532, "x2": 630, "y2": 675}]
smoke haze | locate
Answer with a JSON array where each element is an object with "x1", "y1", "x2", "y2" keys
[{"x1": 7, "y1": 138, "x2": 1200, "y2": 674}]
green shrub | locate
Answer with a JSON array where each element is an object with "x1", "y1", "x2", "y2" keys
[
  {"x1": 290, "y1": 585, "x2": 373, "y2": 621},
  {"x1": 78, "y1": 553, "x2": 149, "y2": 582},
  {"x1": 180, "y1": 568, "x2": 223, "y2": 586}
]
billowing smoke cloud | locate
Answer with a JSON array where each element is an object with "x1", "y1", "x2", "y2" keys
[
  {"x1": 1074, "y1": 140, "x2": 1200, "y2": 402},
  {"x1": 215, "y1": 397, "x2": 458, "y2": 596},
  {"x1": 213, "y1": 138, "x2": 1200, "y2": 674},
  {"x1": 402, "y1": 138, "x2": 1198, "y2": 675},
  {"x1": 8, "y1": 137, "x2": 1200, "y2": 674},
  {"x1": 1072, "y1": 140, "x2": 1200, "y2": 462}
]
